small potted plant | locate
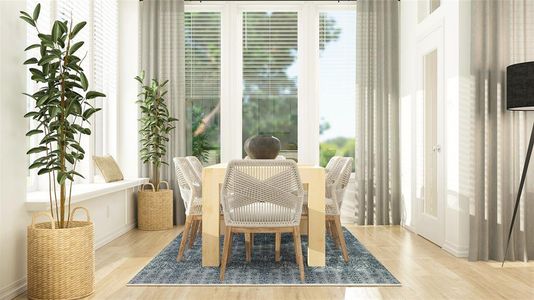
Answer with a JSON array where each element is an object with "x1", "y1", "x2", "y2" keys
[
  {"x1": 21, "y1": 3, "x2": 105, "y2": 299},
  {"x1": 136, "y1": 71, "x2": 177, "y2": 230}
]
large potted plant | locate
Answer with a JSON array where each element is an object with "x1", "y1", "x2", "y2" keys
[
  {"x1": 21, "y1": 4, "x2": 105, "y2": 299},
  {"x1": 136, "y1": 71, "x2": 177, "y2": 230}
]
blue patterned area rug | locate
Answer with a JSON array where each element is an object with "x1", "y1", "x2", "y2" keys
[{"x1": 128, "y1": 227, "x2": 400, "y2": 286}]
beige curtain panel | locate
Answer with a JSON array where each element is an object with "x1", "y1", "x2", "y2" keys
[
  {"x1": 469, "y1": 0, "x2": 534, "y2": 261},
  {"x1": 355, "y1": 0, "x2": 400, "y2": 225},
  {"x1": 139, "y1": 0, "x2": 187, "y2": 224}
]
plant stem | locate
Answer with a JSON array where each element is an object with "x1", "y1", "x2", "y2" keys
[
  {"x1": 58, "y1": 25, "x2": 72, "y2": 229},
  {"x1": 153, "y1": 163, "x2": 160, "y2": 191}
]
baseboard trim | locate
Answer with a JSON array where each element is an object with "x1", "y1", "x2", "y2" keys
[
  {"x1": 402, "y1": 224, "x2": 416, "y2": 233},
  {"x1": 0, "y1": 277, "x2": 26, "y2": 300},
  {"x1": 95, "y1": 223, "x2": 136, "y2": 250},
  {"x1": 1, "y1": 223, "x2": 136, "y2": 299},
  {"x1": 442, "y1": 240, "x2": 469, "y2": 258}
]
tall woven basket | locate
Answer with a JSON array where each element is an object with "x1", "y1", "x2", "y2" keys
[
  {"x1": 27, "y1": 207, "x2": 94, "y2": 300},
  {"x1": 138, "y1": 181, "x2": 173, "y2": 230}
]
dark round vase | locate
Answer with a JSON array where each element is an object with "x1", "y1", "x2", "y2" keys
[{"x1": 244, "y1": 135, "x2": 281, "y2": 159}]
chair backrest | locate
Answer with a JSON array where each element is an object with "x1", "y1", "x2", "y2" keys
[
  {"x1": 221, "y1": 160, "x2": 304, "y2": 227},
  {"x1": 186, "y1": 156, "x2": 203, "y2": 182},
  {"x1": 173, "y1": 157, "x2": 202, "y2": 215},
  {"x1": 325, "y1": 156, "x2": 341, "y2": 174},
  {"x1": 325, "y1": 156, "x2": 344, "y2": 196},
  {"x1": 329, "y1": 157, "x2": 353, "y2": 215}
]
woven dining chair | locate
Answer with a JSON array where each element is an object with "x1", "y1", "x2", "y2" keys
[
  {"x1": 302, "y1": 156, "x2": 343, "y2": 211},
  {"x1": 186, "y1": 156, "x2": 203, "y2": 182},
  {"x1": 220, "y1": 160, "x2": 305, "y2": 281},
  {"x1": 173, "y1": 157, "x2": 203, "y2": 261},
  {"x1": 325, "y1": 157, "x2": 353, "y2": 262},
  {"x1": 297, "y1": 156, "x2": 351, "y2": 262},
  {"x1": 325, "y1": 156, "x2": 341, "y2": 174}
]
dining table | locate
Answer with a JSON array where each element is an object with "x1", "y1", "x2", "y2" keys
[{"x1": 201, "y1": 163, "x2": 326, "y2": 267}]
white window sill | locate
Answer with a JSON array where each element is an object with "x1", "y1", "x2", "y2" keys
[{"x1": 26, "y1": 178, "x2": 149, "y2": 211}]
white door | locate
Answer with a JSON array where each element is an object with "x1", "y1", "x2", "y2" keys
[{"x1": 416, "y1": 29, "x2": 444, "y2": 246}]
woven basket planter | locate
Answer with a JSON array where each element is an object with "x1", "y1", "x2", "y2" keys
[
  {"x1": 138, "y1": 181, "x2": 173, "y2": 231},
  {"x1": 27, "y1": 207, "x2": 94, "y2": 300}
]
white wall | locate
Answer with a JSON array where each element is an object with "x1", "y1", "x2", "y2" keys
[
  {"x1": 399, "y1": 0, "x2": 470, "y2": 257},
  {"x1": 0, "y1": 1, "x2": 35, "y2": 298}
]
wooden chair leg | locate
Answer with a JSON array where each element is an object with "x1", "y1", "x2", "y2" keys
[
  {"x1": 275, "y1": 232, "x2": 281, "y2": 262},
  {"x1": 177, "y1": 216, "x2": 192, "y2": 261},
  {"x1": 220, "y1": 226, "x2": 232, "y2": 281},
  {"x1": 250, "y1": 233, "x2": 254, "y2": 259},
  {"x1": 189, "y1": 220, "x2": 199, "y2": 249},
  {"x1": 334, "y1": 216, "x2": 349, "y2": 262},
  {"x1": 292, "y1": 226, "x2": 305, "y2": 282},
  {"x1": 330, "y1": 220, "x2": 340, "y2": 249},
  {"x1": 245, "y1": 233, "x2": 252, "y2": 262},
  {"x1": 227, "y1": 231, "x2": 234, "y2": 264}
]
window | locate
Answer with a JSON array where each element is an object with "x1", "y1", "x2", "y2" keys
[
  {"x1": 318, "y1": 11, "x2": 356, "y2": 169},
  {"x1": 93, "y1": 0, "x2": 118, "y2": 160},
  {"x1": 242, "y1": 11, "x2": 299, "y2": 160},
  {"x1": 185, "y1": 2, "x2": 356, "y2": 166},
  {"x1": 185, "y1": 11, "x2": 221, "y2": 165},
  {"x1": 25, "y1": 0, "x2": 119, "y2": 190},
  {"x1": 25, "y1": 0, "x2": 51, "y2": 191}
]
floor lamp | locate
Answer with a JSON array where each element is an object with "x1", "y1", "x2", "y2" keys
[{"x1": 503, "y1": 61, "x2": 534, "y2": 266}]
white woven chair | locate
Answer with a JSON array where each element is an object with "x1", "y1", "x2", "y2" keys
[
  {"x1": 185, "y1": 156, "x2": 203, "y2": 182},
  {"x1": 297, "y1": 156, "x2": 351, "y2": 262},
  {"x1": 220, "y1": 159, "x2": 305, "y2": 281},
  {"x1": 173, "y1": 157, "x2": 203, "y2": 261},
  {"x1": 325, "y1": 157, "x2": 353, "y2": 262},
  {"x1": 302, "y1": 156, "x2": 343, "y2": 210},
  {"x1": 325, "y1": 156, "x2": 341, "y2": 174}
]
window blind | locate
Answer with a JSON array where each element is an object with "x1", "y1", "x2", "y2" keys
[
  {"x1": 57, "y1": 0, "x2": 90, "y2": 44},
  {"x1": 93, "y1": 0, "x2": 118, "y2": 156},
  {"x1": 26, "y1": 0, "x2": 51, "y2": 189},
  {"x1": 185, "y1": 12, "x2": 221, "y2": 107},
  {"x1": 185, "y1": 11, "x2": 221, "y2": 164},
  {"x1": 242, "y1": 11, "x2": 299, "y2": 156}
]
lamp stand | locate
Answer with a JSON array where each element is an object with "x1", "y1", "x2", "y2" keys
[{"x1": 503, "y1": 121, "x2": 534, "y2": 266}]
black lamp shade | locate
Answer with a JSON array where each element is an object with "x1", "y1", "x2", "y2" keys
[{"x1": 507, "y1": 61, "x2": 534, "y2": 111}]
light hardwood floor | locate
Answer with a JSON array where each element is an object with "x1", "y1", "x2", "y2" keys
[{"x1": 17, "y1": 225, "x2": 534, "y2": 299}]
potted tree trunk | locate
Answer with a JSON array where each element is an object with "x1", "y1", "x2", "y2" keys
[
  {"x1": 21, "y1": 4, "x2": 106, "y2": 299},
  {"x1": 136, "y1": 71, "x2": 177, "y2": 230}
]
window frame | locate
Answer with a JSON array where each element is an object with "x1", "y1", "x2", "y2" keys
[{"x1": 185, "y1": 1, "x2": 356, "y2": 165}]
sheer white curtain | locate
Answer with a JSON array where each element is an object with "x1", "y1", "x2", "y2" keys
[
  {"x1": 469, "y1": 0, "x2": 534, "y2": 261},
  {"x1": 355, "y1": 0, "x2": 400, "y2": 225},
  {"x1": 139, "y1": 0, "x2": 187, "y2": 224}
]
